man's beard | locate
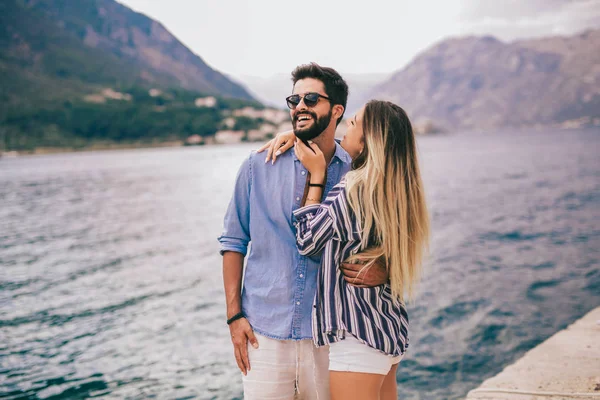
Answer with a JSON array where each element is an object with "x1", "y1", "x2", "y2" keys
[{"x1": 293, "y1": 109, "x2": 332, "y2": 142}]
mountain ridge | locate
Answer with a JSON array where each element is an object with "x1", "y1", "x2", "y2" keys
[
  {"x1": 233, "y1": 29, "x2": 599, "y2": 130},
  {"x1": 1, "y1": 0, "x2": 254, "y2": 105},
  {"x1": 364, "y1": 29, "x2": 600, "y2": 130}
]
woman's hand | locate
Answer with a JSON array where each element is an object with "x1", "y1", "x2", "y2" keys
[
  {"x1": 256, "y1": 130, "x2": 295, "y2": 164},
  {"x1": 294, "y1": 139, "x2": 326, "y2": 182}
]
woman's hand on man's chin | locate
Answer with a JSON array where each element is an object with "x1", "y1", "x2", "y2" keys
[{"x1": 294, "y1": 139, "x2": 326, "y2": 180}]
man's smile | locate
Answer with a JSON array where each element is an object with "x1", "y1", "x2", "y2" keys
[{"x1": 294, "y1": 112, "x2": 314, "y2": 128}]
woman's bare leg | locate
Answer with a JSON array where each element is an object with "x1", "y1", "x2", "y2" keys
[
  {"x1": 330, "y1": 371, "x2": 385, "y2": 400},
  {"x1": 380, "y1": 363, "x2": 399, "y2": 400}
]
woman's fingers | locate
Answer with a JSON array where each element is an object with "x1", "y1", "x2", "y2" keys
[
  {"x1": 265, "y1": 140, "x2": 275, "y2": 163},
  {"x1": 273, "y1": 138, "x2": 294, "y2": 164},
  {"x1": 296, "y1": 139, "x2": 320, "y2": 155},
  {"x1": 257, "y1": 139, "x2": 272, "y2": 154},
  {"x1": 281, "y1": 140, "x2": 293, "y2": 154},
  {"x1": 254, "y1": 131, "x2": 299, "y2": 164},
  {"x1": 271, "y1": 137, "x2": 286, "y2": 164},
  {"x1": 296, "y1": 139, "x2": 309, "y2": 153},
  {"x1": 297, "y1": 139, "x2": 311, "y2": 159},
  {"x1": 294, "y1": 141, "x2": 302, "y2": 160},
  {"x1": 266, "y1": 137, "x2": 282, "y2": 163},
  {"x1": 308, "y1": 141, "x2": 323, "y2": 156},
  {"x1": 265, "y1": 136, "x2": 285, "y2": 163}
]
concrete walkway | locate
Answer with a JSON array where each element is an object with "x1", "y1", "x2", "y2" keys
[{"x1": 466, "y1": 306, "x2": 600, "y2": 400}]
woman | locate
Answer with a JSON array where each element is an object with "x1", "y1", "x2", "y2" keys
[{"x1": 260, "y1": 100, "x2": 430, "y2": 400}]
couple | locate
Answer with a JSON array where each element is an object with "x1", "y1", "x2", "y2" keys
[{"x1": 218, "y1": 63, "x2": 430, "y2": 400}]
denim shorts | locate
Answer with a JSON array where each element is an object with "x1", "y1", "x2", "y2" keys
[{"x1": 328, "y1": 333, "x2": 403, "y2": 375}]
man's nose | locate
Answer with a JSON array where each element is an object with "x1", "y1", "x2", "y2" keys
[{"x1": 296, "y1": 97, "x2": 308, "y2": 111}]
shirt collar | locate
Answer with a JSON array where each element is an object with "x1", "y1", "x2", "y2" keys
[{"x1": 293, "y1": 139, "x2": 352, "y2": 166}]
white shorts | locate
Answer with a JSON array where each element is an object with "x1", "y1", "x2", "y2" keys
[{"x1": 328, "y1": 334, "x2": 403, "y2": 375}]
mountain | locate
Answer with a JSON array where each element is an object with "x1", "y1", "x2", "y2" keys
[
  {"x1": 0, "y1": 0, "x2": 266, "y2": 151},
  {"x1": 364, "y1": 29, "x2": 600, "y2": 130},
  {"x1": 231, "y1": 73, "x2": 289, "y2": 109},
  {"x1": 344, "y1": 73, "x2": 393, "y2": 115},
  {"x1": 0, "y1": 0, "x2": 254, "y2": 108},
  {"x1": 235, "y1": 72, "x2": 391, "y2": 115}
]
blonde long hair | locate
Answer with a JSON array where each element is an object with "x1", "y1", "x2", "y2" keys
[{"x1": 345, "y1": 100, "x2": 430, "y2": 302}]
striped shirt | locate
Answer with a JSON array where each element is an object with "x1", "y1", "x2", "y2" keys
[{"x1": 293, "y1": 178, "x2": 409, "y2": 357}]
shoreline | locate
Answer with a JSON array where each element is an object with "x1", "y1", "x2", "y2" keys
[
  {"x1": 2, "y1": 124, "x2": 598, "y2": 158},
  {"x1": 0, "y1": 140, "x2": 185, "y2": 157},
  {"x1": 0, "y1": 138, "x2": 272, "y2": 158},
  {"x1": 465, "y1": 306, "x2": 600, "y2": 399}
]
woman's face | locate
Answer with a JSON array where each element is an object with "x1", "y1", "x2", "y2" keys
[{"x1": 341, "y1": 106, "x2": 365, "y2": 160}]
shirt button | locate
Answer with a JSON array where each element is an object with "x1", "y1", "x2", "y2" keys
[
  {"x1": 301, "y1": 171, "x2": 306, "y2": 175},
  {"x1": 299, "y1": 274, "x2": 304, "y2": 278},
  {"x1": 296, "y1": 301, "x2": 301, "y2": 305},
  {"x1": 296, "y1": 197, "x2": 300, "y2": 201}
]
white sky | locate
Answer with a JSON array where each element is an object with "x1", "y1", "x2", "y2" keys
[{"x1": 118, "y1": 0, "x2": 600, "y2": 79}]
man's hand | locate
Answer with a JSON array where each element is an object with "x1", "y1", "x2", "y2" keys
[
  {"x1": 341, "y1": 259, "x2": 389, "y2": 288},
  {"x1": 229, "y1": 317, "x2": 259, "y2": 375}
]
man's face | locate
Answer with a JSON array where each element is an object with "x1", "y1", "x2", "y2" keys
[{"x1": 290, "y1": 78, "x2": 333, "y2": 142}]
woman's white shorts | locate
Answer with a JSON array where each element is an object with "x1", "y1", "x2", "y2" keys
[{"x1": 328, "y1": 334, "x2": 403, "y2": 375}]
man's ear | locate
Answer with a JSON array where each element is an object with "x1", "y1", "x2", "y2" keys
[{"x1": 333, "y1": 104, "x2": 344, "y2": 121}]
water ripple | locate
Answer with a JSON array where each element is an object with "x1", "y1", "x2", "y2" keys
[{"x1": 1, "y1": 129, "x2": 598, "y2": 399}]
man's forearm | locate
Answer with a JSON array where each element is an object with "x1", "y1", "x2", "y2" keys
[{"x1": 223, "y1": 251, "x2": 245, "y2": 318}]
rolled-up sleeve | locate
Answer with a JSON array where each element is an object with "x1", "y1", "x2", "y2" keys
[{"x1": 218, "y1": 154, "x2": 252, "y2": 256}]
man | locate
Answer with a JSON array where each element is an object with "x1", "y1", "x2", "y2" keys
[{"x1": 218, "y1": 63, "x2": 387, "y2": 399}]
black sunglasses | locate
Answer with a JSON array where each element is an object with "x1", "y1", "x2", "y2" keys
[{"x1": 286, "y1": 92, "x2": 331, "y2": 109}]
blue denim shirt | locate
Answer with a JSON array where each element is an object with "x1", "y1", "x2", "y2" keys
[{"x1": 218, "y1": 142, "x2": 352, "y2": 340}]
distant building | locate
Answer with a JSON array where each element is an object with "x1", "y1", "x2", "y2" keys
[
  {"x1": 84, "y1": 88, "x2": 132, "y2": 103},
  {"x1": 276, "y1": 122, "x2": 293, "y2": 134},
  {"x1": 149, "y1": 88, "x2": 163, "y2": 97},
  {"x1": 195, "y1": 96, "x2": 217, "y2": 107},
  {"x1": 259, "y1": 123, "x2": 275, "y2": 134},
  {"x1": 185, "y1": 134, "x2": 204, "y2": 145},
  {"x1": 233, "y1": 107, "x2": 288, "y2": 123},
  {"x1": 260, "y1": 108, "x2": 289, "y2": 124},
  {"x1": 101, "y1": 88, "x2": 132, "y2": 101},
  {"x1": 247, "y1": 129, "x2": 264, "y2": 142},
  {"x1": 215, "y1": 130, "x2": 244, "y2": 144},
  {"x1": 83, "y1": 94, "x2": 106, "y2": 103},
  {"x1": 223, "y1": 117, "x2": 236, "y2": 129},
  {"x1": 233, "y1": 107, "x2": 262, "y2": 119}
]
